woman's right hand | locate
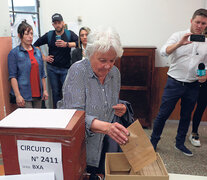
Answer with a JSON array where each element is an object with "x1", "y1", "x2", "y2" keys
[
  {"x1": 106, "y1": 122, "x2": 129, "y2": 145},
  {"x1": 16, "y1": 95, "x2": 25, "y2": 107},
  {"x1": 90, "y1": 119, "x2": 129, "y2": 145}
]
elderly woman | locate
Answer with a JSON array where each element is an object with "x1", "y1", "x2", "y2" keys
[
  {"x1": 8, "y1": 21, "x2": 48, "y2": 108},
  {"x1": 58, "y1": 27, "x2": 131, "y2": 177},
  {"x1": 71, "y1": 26, "x2": 91, "y2": 64}
]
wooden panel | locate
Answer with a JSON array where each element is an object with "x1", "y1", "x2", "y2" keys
[
  {"x1": 0, "y1": 37, "x2": 17, "y2": 120},
  {"x1": 152, "y1": 67, "x2": 207, "y2": 122},
  {"x1": 120, "y1": 90, "x2": 149, "y2": 119},
  {"x1": 121, "y1": 56, "x2": 149, "y2": 86},
  {"x1": 117, "y1": 47, "x2": 156, "y2": 128},
  {"x1": 0, "y1": 165, "x2": 4, "y2": 176}
]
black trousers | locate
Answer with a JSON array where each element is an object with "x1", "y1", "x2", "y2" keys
[
  {"x1": 86, "y1": 135, "x2": 121, "y2": 175},
  {"x1": 192, "y1": 82, "x2": 207, "y2": 134},
  {"x1": 151, "y1": 77, "x2": 199, "y2": 146}
]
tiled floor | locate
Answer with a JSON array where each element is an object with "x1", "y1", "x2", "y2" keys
[{"x1": 144, "y1": 120, "x2": 207, "y2": 176}]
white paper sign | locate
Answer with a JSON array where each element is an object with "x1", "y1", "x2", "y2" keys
[
  {"x1": 17, "y1": 140, "x2": 63, "y2": 180},
  {"x1": 0, "y1": 109, "x2": 76, "y2": 129},
  {"x1": 0, "y1": 172, "x2": 55, "y2": 180}
]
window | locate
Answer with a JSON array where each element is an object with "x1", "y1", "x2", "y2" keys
[{"x1": 8, "y1": 0, "x2": 40, "y2": 36}]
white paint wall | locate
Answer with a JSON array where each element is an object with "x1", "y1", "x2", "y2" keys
[
  {"x1": 0, "y1": 0, "x2": 11, "y2": 37},
  {"x1": 38, "y1": 0, "x2": 206, "y2": 67}
]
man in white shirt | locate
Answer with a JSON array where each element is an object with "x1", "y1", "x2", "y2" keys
[{"x1": 151, "y1": 9, "x2": 207, "y2": 156}]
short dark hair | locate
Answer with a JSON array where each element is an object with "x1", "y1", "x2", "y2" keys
[
  {"x1": 192, "y1": 8, "x2": 207, "y2": 19},
  {"x1": 17, "y1": 20, "x2": 33, "y2": 39}
]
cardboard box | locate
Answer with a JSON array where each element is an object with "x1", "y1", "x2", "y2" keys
[
  {"x1": 105, "y1": 152, "x2": 169, "y2": 180},
  {"x1": 105, "y1": 120, "x2": 169, "y2": 180}
]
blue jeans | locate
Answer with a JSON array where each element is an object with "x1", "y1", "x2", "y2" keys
[
  {"x1": 151, "y1": 77, "x2": 199, "y2": 147},
  {"x1": 47, "y1": 64, "x2": 68, "y2": 108}
]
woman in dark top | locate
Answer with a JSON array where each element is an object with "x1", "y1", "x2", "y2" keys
[{"x1": 71, "y1": 27, "x2": 90, "y2": 64}]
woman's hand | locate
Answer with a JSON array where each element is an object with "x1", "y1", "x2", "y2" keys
[
  {"x1": 112, "y1": 104, "x2": 127, "y2": 117},
  {"x1": 106, "y1": 122, "x2": 129, "y2": 145},
  {"x1": 16, "y1": 95, "x2": 25, "y2": 107},
  {"x1": 42, "y1": 90, "x2": 49, "y2": 100},
  {"x1": 91, "y1": 119, "x2": 129, "y2": 145}
]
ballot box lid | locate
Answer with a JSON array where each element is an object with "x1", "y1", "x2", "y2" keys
[{"x1": 0, "y1": 109, "x2": 85, "y2": 137}]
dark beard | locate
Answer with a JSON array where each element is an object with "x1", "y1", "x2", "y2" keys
[{"x1": 55, "y1": 27, "x2": 64, "y2": 33}]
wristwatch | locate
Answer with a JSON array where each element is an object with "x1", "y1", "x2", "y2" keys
[{"x1": 67, "y1": 42, "x2": 70, "y2": 47}]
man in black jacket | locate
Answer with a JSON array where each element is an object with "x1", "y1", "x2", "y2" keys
[{"x1": 34, "y1": 13, "x2": 78, "y2": 108}]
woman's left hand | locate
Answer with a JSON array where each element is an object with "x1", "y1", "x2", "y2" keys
[
  {"x1": 42, "y1": 90, "x2": 49, "y2": 100},
  {"x1": 112, "y1": 104, "x2": 127, "y2": 117}
]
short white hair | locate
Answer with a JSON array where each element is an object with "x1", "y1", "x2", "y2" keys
[{"x1": 86, "y1": 27, "x2": 123, "y2": 58}]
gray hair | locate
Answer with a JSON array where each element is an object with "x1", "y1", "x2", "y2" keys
[{"x1": 86, "y1": 27, "x2": 123, "y2": 58}]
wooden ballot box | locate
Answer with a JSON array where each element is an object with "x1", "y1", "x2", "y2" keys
[{"x1": 0, "y1": 109, "x2": 86, "y2": 180}]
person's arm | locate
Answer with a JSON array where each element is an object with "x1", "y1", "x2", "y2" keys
[
  {"x1": 90, "y1": 119, "x2": 129, "y2": 145},
  {"x1": 165, "y1": 43, "x2": 182, "y2": 55},
  {"x1": 41, "y1": 78, "x2": 48, "y2": 100},
  {"x1": 55, "y1": 31, "x2": 78, "y2": 48},
  {"x1": 166, "y1": 33, "x2": 192, "y2": 55},
  {"x1": 160, "y1": 32, "x2": 192, "y2": 56},
  {"x1": 33, "y1": 33, "x2": 48, "y2": 47},
  {"x1": 34, "y1": 33, "x2": 54, "y2": 63},
  {"x1": 198, "y1": 75, "x2": 207, "y2": 83},
  {"x1": 56, "y1": 41, "x2": 76, "y2": 48},
  {"x1": 70, "y1": 31, "x2": 78, "y2": 47},
  {"x1": 112, "y1": 104, "x2": 127, "y2": 117},
  {"x1": 10, "y1": 78, "x2": 25, "y2": 107},
  {"x1": 35, "y1": 44, "x2": 54, "y2": 63},
  {"x1": 67, "y1": 42, "x2": 76, "y2": 48},
  {"x1": 8, "y1": 50, "x2": 25, "y2": 107},
  {"x1": 37, "y1": 48, "x2": 48, "y2": 100}
]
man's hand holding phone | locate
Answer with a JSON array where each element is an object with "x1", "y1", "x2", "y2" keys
[
  {"x1": 55, "y1": 35, "x2": 67, "y2": 47},
  {"x1": 178, "y1": 33, "x2": 193, "y2": 46}
]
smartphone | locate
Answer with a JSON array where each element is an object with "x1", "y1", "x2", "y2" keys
[
  {"x1": 56, "y1": 35, "x2": 61, "y2": 41},
  {"x1": 190, "y1": 34, "x2": 205, "y2": 42}
]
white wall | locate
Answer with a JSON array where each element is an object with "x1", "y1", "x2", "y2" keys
[
  {"x1": 39, "y1": 0, "x2": 206, "y2": 67},
  {"x1": 0, "y1": 0, "x2": 11, "y2": 37}
]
